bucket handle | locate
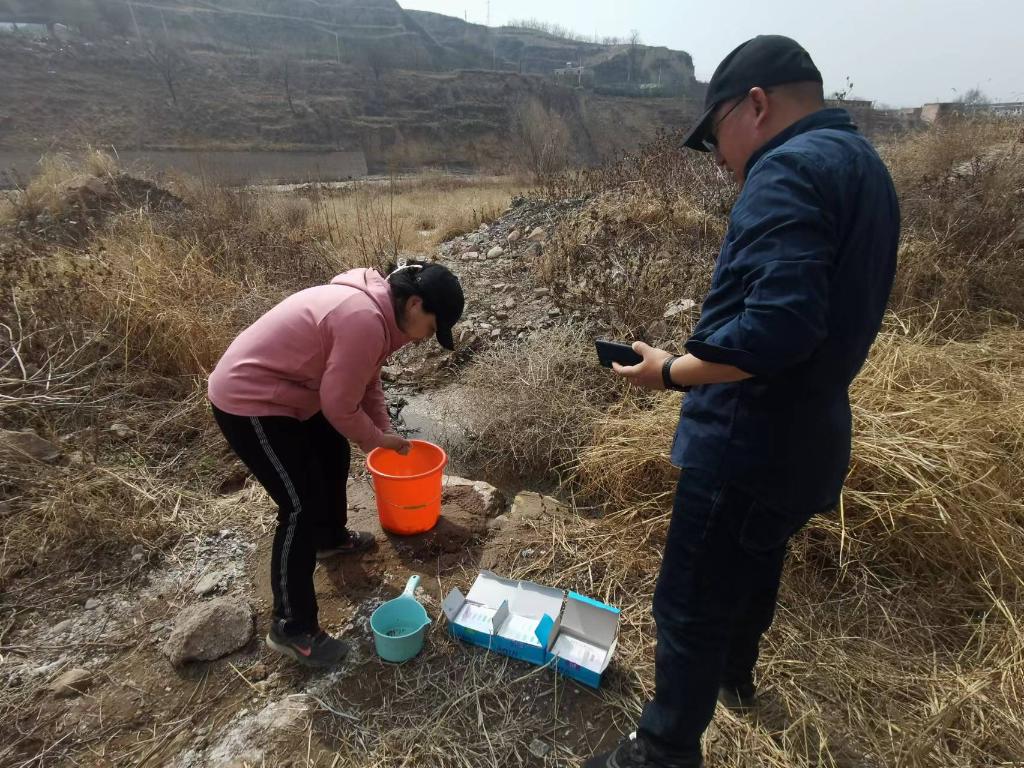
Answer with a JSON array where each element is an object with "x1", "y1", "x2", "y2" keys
[{"x1": 403, "y1": 575, "x2": 421, "y2": 597}]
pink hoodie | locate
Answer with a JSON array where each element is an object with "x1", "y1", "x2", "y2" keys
[{"x1": 208, "y1": 268, "x2": 409, "y2": 452}]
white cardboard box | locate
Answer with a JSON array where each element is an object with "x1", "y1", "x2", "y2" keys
[
  {"x1": 442, "y1": 571, "x2": 564, "y2": 665},
  {"x1": 443, "y1": 572, "x2": 621, "y2": 687}
]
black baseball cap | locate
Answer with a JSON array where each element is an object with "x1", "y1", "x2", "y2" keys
[
  {"x1": 415, "y1": 263, "x2": 464, "y2": 350},
  {"x1": 683, "y1": 35, "x2": 822, "y2": 151}
]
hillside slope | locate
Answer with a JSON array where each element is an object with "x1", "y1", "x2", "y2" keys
[{"x1": 0, "y1": 0, "x2": 702, "y2": 169}]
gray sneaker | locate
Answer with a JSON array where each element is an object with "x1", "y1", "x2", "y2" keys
[
  {"x1": 316, "y1": 529, "x2": 376, "y2": 560},
  {"x1": 266, "y1": 623, "x2": 349, "y2": 668}
]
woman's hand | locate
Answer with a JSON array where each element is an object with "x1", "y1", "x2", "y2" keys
[{"x1": 379, "y1": 433, "x2": 412, "y2": 455}]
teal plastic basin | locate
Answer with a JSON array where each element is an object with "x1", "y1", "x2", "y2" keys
[{"x1": 370, "y1": 575, "x2": 430, "y2": 663}]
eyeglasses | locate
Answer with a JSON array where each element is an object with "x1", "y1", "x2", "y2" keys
[{"x1": 701, "y1": 95, "x2": 748, "y2": 152}]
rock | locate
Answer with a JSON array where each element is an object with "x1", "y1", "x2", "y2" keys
[
  {"x1": 527, "y1": 227, "x2": 547, "y2": 242},
  {"x1": 547, "y1": 308, "x2": 562, "y2": 318},
  {"x1": 194, "y1": 571, "x2": 226, "y2": 596},
  {"x1": 467, "y1": 233, "x2": 484, "y2": 244},
  {"x1": 461, "y1": 251, "x2": 480, "y2": 261},
  {"x1": 381, "y1": 365, "x2": 403, "y2": 383},
  {"x1": 0, "y1": 430, "x2": 61, "y2": 463},
  {"x1": 495, "y1": 311, "x2": 510, "y2": 321},
  {"x1": 50, "y1": 668, "x2": 94, "y2": 698},
  {"x1": 528, "y1": 738, "x2": 551, "y2": 758},
  {"x1": 533, "y1": 288, "x2": 550, "y2": 297},
  {"x1": 507, "y1": 230, "x2": 522, "y2": 243},
  {"x1": 503, "y1": 298, "x2": 515, "y2": 309},
  {"x1": 84, "y1": 598, "x2": 101, "y2": 610},
  {"x1": 454, "y1": 327, "x2": 480, "y2": 348},
  {"x1": 647, "y1": 320, "x2": 669, "y2": 340},
  {"x1": 663, "y1": 299, "x2": 696, "y2": 319},
  {"x1": 109, "y1": 423, "x2": 132, "y2": 439},
  {"x1": 487, "y1": 515, "x2": 508, "y2": 531},
  {"x1": 164, "y1": 597, "x2": 254, "y2": 666},
  {"x1": 52, "y1": 618, "x2": 75, "y2": 635},
  {"x1": 526, "y1": 243, "x2": 543, "y2": 258},
  {"x1": 478, "y1": 223, "x2": 489, "y2": 232},
  {"x1": 248, "y1": 662, "x2": 268, "y2": 682},
  {"x1": 444, "y1": 476, "x2": 507, "y2": 517},
  {"x1": 487, "y1": 246, "x2": 505, "y2": 259},
  {"x1": 490, "y1": 329, "x2": 501, "y2": 339},
  {"x1": 68, "y1": 450, "x2": 86, "y2": 465},
  {"x1": 130, "y1": 544, "x2": 146, "y2": 562},
  {"x1": 510, "y1": 492, "x2": 569, "y2": 522}
]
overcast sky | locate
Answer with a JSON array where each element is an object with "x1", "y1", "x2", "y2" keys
[{"x1": 398, "y1": 0, "x2": 1023, "y2": 107}]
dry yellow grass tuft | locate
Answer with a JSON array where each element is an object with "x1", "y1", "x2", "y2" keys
[{"x1": 551, "y1": 315, "x2": 1024, "y2": 767}]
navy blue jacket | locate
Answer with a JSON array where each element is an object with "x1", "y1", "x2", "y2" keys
[{"x1": 672, "y1": 108, "x2": 899, "y2": 514}]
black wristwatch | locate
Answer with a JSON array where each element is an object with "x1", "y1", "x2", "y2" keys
[{"x1": 662, "y1": 355, "x2": 687, "y2": 392}]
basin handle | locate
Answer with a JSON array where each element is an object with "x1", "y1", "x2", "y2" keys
[{"x1": 403, "y1": 575, "x2": 421, "y2": 597}]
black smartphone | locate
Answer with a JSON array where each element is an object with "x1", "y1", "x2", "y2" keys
[{"x1": 595, "y1": 339, "x2": 643, "y2": 368}]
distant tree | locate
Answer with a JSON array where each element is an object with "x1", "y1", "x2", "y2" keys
[
  {"x1": 364, "y1": 43, "x2": 395, "y2": 81},
  {"x1": 829, "y1": 75, "x2": 855, "y2": 101},
  {"x1": 512, "y1": 98, "x2": 572, "y2": 180},
  {"x1": 627, "y1": 30, "x2": 642, "y2": 83},
  {"x1": 146, "y1": 40, "x2": 183, "y2": 106},
  {"x1": 955, "y1": 87, "x2": 990, "y2": 105}
]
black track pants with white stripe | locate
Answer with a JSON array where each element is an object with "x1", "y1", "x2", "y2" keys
[{"x1": 211, "y1": 404, "x2": 351, "y2": 635}]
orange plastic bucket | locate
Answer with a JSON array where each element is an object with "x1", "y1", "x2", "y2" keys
[{"x1": 366, "y1": 440, "x2": 448, "y2": 535}]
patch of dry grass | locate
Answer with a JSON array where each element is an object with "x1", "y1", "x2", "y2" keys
[
  {"x1": 545, "y1": 316, "x2": 1024, "y2": 767},
  {"x1": 300, "y1": 174, "x2": 525, "y2": 268},
  {"x1": 453, "y1": 325, "x2": 627, "y2": 485},
  {"x1": 6, "y1": 150, "x2": 119, "y2": 221},
  {"x1": 446, "y1": 122, "x2": 1024, "y2": 766},
  {"x1": 882, "y1": 119, "x2": 1024, "y2": 322}
]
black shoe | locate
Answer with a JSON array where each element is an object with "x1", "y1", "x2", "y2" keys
[
  {"x1": 718, "y1": 680, "x2": 758, "y2": 713},
  {"x1": 583, "y1": 732, "x2": 703, "y2": 768},
  {"x1": 316, "y1": 529, "x2": 376, "y2": 560},
  {"x1": 266, "y1": 623, "x2": 349, "y2": 668}
]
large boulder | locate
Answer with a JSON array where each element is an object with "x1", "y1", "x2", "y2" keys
[
  {"x1": 164, "y1": 598, "x2": 254, "y2": 666},
  {"x1": 444, "y1": 475, "x2": 506, "y2": 518}
]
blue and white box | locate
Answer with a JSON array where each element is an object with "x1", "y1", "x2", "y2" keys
[
  {"x1": 546, "y1": 592, "x2": 620, "y2": 689},
  {"x1": 442, "y1": 571, "x2": 564, "y2": 666},
  {"x1": 443, "y1": 572, "x2": 621, "y2": 687}
]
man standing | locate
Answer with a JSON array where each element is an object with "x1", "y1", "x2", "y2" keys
[{"x1": 586, "y1": 36, "x2": 899, "y2": 767}]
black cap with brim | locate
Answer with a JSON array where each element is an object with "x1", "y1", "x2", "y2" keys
[
  {"x1": 415, "y1": 263, "x2": 464, "y2": 350},
  {"x1": 436, "y1": 323, "x2": 455, "y2": 351},
  {"x1": 682, "y1": 105, "x2": 718, "y2": 152},
  {"x1": 683, "y1": 35, "x2": 823, "y2": 152}
]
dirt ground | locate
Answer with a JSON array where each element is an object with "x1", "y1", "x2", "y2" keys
[{"x1": 1, "y1": 468, "x2": 625, "y2": 767}]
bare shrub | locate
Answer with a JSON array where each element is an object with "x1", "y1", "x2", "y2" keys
[
  {"x1": 345, "y1": 181, "x2": 407, "y2": 271},
  {"x1": 512, "y1": 98, "x2": 573, "y2": 181},
  {"x1": 534, "y1": 130, "x2": 732, "y2": 336},
  {"x1": 454, "y1": 325, "x2": 626, "y2": 484},
  {"x1": 883, "y1": 119, "x2": 1024, "y2": 323},
  {"x1": 559, "y1": 317, "x2": 1024, "y2": 765}
]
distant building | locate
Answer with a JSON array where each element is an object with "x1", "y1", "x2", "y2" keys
[{"x1": 922, "y1": 102, "x2": 1024, "y2": 123}]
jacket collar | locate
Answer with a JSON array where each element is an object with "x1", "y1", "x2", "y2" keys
[{"x1": 745, "y1": 108, "x2": 857, "y2": 177}]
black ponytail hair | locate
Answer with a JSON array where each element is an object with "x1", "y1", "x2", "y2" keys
[{"x1": 383, "y1": 259, "x2": 430, "y2": 320}]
